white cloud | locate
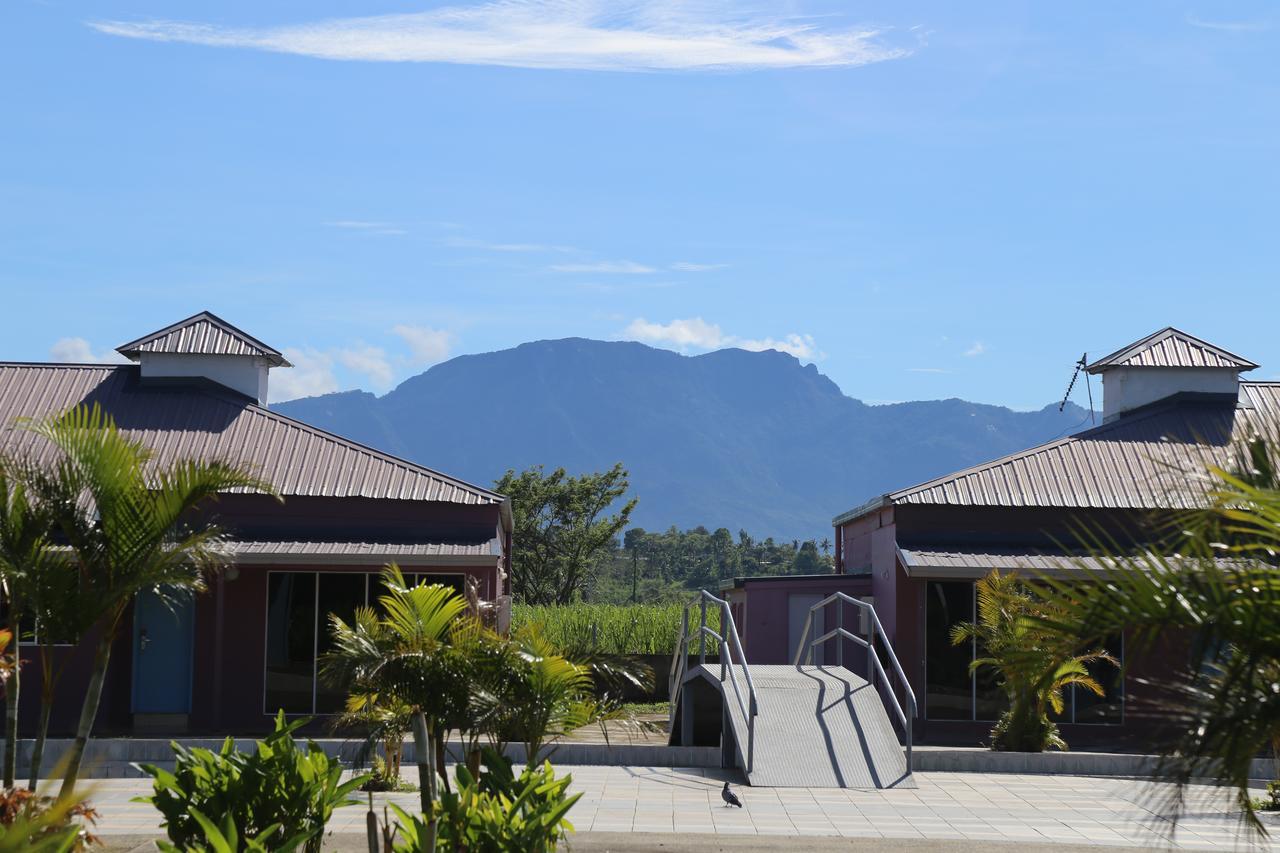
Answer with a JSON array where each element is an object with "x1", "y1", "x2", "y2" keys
[
  {"x1": 625, "y1": 317, "x2": 726, "y2": 350},
  {"x1": 443, "y1": 236, "x2": 576, "y2": 253},
  {"x1": 337, "y1": 345, "x2": 395, "y2": 388},
  {"x1": 89, "y1": 2, "x2": 913, "y2": 72},
  {"x1": 270, "y1": 347, "x2": 339, "y2": 402},
  {"x1": 964, "y1": 341, "x2": 986, "y2": 357},
  {"x1": 623, "y1": 317, "x2": 818, "y2": 359},
  {"x1": 551, "y1": 261, "x2": 656, "y2": 274},
  {"x1": 48, "y1": 337, "x2": 129, "y2": 364},
  {"x1": 671, "y1": 262, "x2": 729, "y2": 272},
  {"x1": 1186, "y1": 15, "x2": 1269, "y2": 32},
  {"x1": 325, "y1": 220, "x2": 406, "y2": 235},
  {"x1": 393, "y1": 324, "x2": 453, "y2": 366},
  {"x1": 735, "y1": 334, "x2": 818, "y2": 359}
]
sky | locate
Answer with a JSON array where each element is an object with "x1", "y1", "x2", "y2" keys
[{"x1": 2, "y1": 0, "x2": 1277, "y2": 409}]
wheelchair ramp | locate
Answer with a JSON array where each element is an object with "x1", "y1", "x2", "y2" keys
[{"x1": 688, "y1": 663, "x2": 914, "y2": 789}]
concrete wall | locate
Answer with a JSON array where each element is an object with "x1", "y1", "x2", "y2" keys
[
  {"x1": 1099, "y1": 367, "x2": 1238, "y2": 421},
  {"x1": 139, "y1": 352, "x2": 270, "y2": 404}
]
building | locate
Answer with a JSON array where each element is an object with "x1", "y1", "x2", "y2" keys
[
  {"x1": 0, "y1": 311, "x2": 512, "y2": 735},
  {"x1": 828, "y1": 327, "x2": 1278, "y2": 747}
]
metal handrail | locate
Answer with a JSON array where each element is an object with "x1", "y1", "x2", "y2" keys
[
  {"x1": 668, "y1": 589, "x2": 759, "y2": 772},
  {"x1": 791, "y1": 591, "x2": 918, "y2": 772}
]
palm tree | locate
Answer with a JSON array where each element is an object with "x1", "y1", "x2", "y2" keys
[
  {"x1": 22, "y1": 404, "x2": 270, "y2": 799},
  {"x1": 951, "y1": 569, "x2": 1115, "y2": 752},
  {"x1": 0, "y1": 461, "x2": 59, "y2": 788},
  {"x1": 1036, "y1": 438, "x2": 1280, "y2": 832}
]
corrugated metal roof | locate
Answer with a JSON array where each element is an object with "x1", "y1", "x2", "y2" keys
[
  {"x1": 117, "y1": 311, "x2": 290, "y2": 367},
  {"x1": 876, "y1": 382, "x2": 1280, "y2": 511},
  {"x1": 898, "y1": 544, "x2": 1245, "y2": 578},
  {"x1": 0, "y1": 363, "x2": 504, "y2": 507},
  {"x1": 1086, "y1": 327, "x2": 1258, "y2": 372},
  {"x1": 230, "y1": 538, "x2": 500, "y2": 563}
]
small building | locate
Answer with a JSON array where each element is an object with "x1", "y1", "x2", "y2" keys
[
  {"x1": 0, "y1": 311, "x2": 512, "y2": 735},
  {"x1": 829, "y1": 327, "x2": 1277, "y2": 748}
]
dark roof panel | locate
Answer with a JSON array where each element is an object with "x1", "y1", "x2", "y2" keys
[
  {"x1": 1086, "y1": 327, "x2": 1258, "y2": 373},
  {"x1": 0, "y1": 363, "x2": 503, "y2": 507},
  {"x1": 117, "y1": 311, "x2": 290, "y2": 367},
  {"x1": 897, "y1": 544, "x2": 1244, "y2": 578}
]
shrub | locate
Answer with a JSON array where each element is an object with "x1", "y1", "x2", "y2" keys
[
  {"x1": 136, "y1": 711, "x2": 369, "y2": 853},
  {"x1": 511, "y1": 603, "x2": 719, "y2": 656},
  {"x1": 0, "y1": 787, "x2": 97, "y2": 853},
  {"x1": 390, "y1": 748, "x2": 579, "y2": 852}
]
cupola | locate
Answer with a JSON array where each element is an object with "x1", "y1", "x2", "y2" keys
[
  {"x1": 116, "y1": 311, "x2": 290, "y2": 405},
  {"x1": 1085, "y1": 327, "x2": 1256, "y2": 422}
]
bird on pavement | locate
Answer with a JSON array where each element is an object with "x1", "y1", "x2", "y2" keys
[{"x1": 721, "y1": 781, "x2": 743, "y2": 808}]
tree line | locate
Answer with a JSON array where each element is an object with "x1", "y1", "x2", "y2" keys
[{"x1": 495, "y1": 464, "x2": 833, "y2": 605}]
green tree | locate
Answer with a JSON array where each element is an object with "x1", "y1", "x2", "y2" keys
[
  {"x1": 22, "y1": 404, "x2": 270, "y2": 799},
  {"x1": 496, "y1": 464, "x2": 636, "y2": 604},
  {"x1": 951, "y1": 569, "x2": 1114, "y2": 752},
  {"x1": 792, "y1": 540, "x2": 826, "y2": 575},
  {"x1": 0, "y1": 463, "x2": 57, "y2": 788}
]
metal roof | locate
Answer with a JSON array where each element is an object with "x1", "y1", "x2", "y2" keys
[
  {"x1": 229, "y1": 538, "x2": 501, "y2": 565},
  {"x1": 1086, "y1": 327, "x2": 1258, "y2": 373},
  {"x1": 117, "y1": 311, "x2": 291, "y2": 367},
  {"x1": 898, "y1": 544, "x2": 1245, "y2": 578},
  {"x1": 0, "y1": 363, "x2": 506, "y2": 511},
  {"x1": 835, "y1": 382, "x2": 1280, "y2": 518}
]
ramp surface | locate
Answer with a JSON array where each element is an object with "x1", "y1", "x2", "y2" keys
[{"x1": 689, "y1": 663, "x2": 914, "y2": 789}]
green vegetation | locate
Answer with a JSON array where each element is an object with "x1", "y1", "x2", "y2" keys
[
  {"x1": 0, "y1": 786, "x2": 97, "y2": 852},
  {"x1": 496, "y1": 463, "x2": 636, "y2": 605},
  {"x1": 512, "y1": 602, "x2": 720, "y2": 655},
  {"x1": 950, "y1": 570, "x2": 1114, "y2": 752},
  {"x1": 136, "y1": 712, "x2": 368, "y2": 853}
]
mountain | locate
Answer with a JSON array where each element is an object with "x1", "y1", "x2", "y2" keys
[{"x1": 275, "y1": 339, "x2": 1088, "y2": 541}]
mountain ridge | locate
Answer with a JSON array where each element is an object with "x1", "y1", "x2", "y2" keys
[{"x1": 275, "y1": 338, "x2": 1088, "y2": 540}]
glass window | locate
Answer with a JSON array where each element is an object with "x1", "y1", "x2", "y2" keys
[
  {"x1": 1073, "y1": 634, "x2": 1124, "y2": 724},
  {"x1": 315, "y1": 573, "x2": 369, "y2": 714},
  {"x1": 264, "y1": 572, "x2": 316, "y2": 715},
  {"x1": 925, "y1": 581, "x2": 974, "y2": 720}
]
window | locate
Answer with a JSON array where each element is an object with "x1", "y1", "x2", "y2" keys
[
  {"x1": 925, "y1": 579, "x2": 1123, "y2": 724},
  {"x1": 263, "y1": 570, "x2": 466, "y2": 715}
]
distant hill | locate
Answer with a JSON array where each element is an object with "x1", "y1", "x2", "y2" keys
[{"x1": 275, "y1": 339, "x2": 1088, "y2": 541}]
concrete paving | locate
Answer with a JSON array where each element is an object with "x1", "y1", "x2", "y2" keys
[{"x1": 61, "y1": 766, "x2": 1280, "y2": 850}]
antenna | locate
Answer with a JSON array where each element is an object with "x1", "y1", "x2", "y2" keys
[{"x1": 1058, "y1": 352, "x2": 1097, "y2": 425}]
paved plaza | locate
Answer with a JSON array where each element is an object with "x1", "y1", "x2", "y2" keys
[{"x1": 62, "y1": 766, "x2": 1280, "y2": 850}]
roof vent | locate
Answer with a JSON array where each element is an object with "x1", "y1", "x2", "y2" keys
[
  {"x1": 1085, "y1": 327, "x2": 1256, "y2": 421},
  {"x1": 116, "y1": 311, "x2": 290, "y2": 405}
]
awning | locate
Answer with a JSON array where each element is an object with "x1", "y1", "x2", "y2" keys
[
  {"x1": 897, "y1": 544, "x2": 1190, "y2": 579},
  {"x1": 228, "y1": 538, "x2": 501, "y2": 566}
]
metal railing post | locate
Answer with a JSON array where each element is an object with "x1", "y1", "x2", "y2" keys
[
  {"x1": 719, "y1": 604, "x2": 728, "y2": 681},
  {"x1": 866, "y1": 603, "x2": 875, "y2": 688},
  {"x1": 699, "y1": 597, "x2": 708, "y2": 665},
  {"x1": 747, "y1": 695, "x2": 756, "y2": 773},
  {"x1": 836, "y1": 601, "x2": 844, "y2": 668}
]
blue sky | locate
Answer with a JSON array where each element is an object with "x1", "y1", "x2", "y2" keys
[{"x1": 2, "y1": 1, "x2": 1277, "y2": 409}]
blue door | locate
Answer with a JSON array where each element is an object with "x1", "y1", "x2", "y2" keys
[{"x1": 132, "y1": 590, "x2": 194, "y2": 713}]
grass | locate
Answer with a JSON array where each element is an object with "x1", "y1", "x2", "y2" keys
[{"x1": 511, "y1": 602, "x2": 720, "y2": 656}]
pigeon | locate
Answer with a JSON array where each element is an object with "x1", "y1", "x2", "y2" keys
[{"x1": 721, "y1": 781, "x2": 743, "y2": 808}]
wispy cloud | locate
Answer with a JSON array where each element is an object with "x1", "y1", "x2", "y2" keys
[
  {"x1": 325, "y1": 220, "x2": 406, "y2": 235},
  {"x1": 48, "y1": 337, "x2": 129, "y2": 364},
  {"x1": 552, "y1": 260, "x2": 656, "y2": 274},
  {"x1": 442, "y1": 236, "x2": 577, "y2": 253},
  {"x1": 337, "y1": 345, "x2": 395, "y2": 389},
  {"x1": 623, "y1": 317, "x2": 818, "y2": 359},
  {"x1": 272, "y1": 347, "x2": 340, "y2": 402},
  {"x1": 89, "y1": 1, "x2": 913, "y2": 72},
  {"x1": 964, "y1": 341, "x2": 986, "y2": 357},
  {"x1": 1186, "y1": 14, "x2": 1270, "y2": 32},
  {"x1": 670, "y1": 261, "x2": 729, "y2": 272},
  {"x1": 392, "y1": 324, "x2": 453, "y2": 366}
]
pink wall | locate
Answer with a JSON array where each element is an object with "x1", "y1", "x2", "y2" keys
[{"x1": 734, "y1": 576, "x2": 873, "y2": 665}]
